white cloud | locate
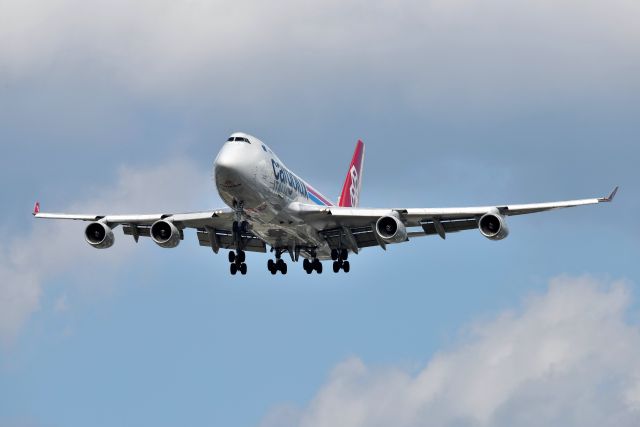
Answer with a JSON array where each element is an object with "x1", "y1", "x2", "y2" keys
[
  {"x1": 0, "y1": 0, "x2": 638, "y2": 110},
  {"x1": 0, "y1": 157, "x2": 208, "y2": 346},
  {"x1": 261, "y1": 275, "x2": 640, "y2": 427}
]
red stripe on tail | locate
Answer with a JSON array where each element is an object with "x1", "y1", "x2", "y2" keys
[{"x1": 338, "y1": 140, "x2": 365, "y2": 207}]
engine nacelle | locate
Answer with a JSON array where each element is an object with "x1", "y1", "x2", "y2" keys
[
  {"x1": 375, "y1": 215, "x2": 408, "y2": 243},
  {"x1": 85, "y1": 222, "x2": 115, "y2": 249},
  {"x1": 150, "y1": 220, "x2": 181, "y2": 248},
  {"x1": 478, "y1": 212, "x2": 510, "y2": 241}
]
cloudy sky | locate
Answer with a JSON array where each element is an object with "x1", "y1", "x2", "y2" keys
[{"x1": 1, "y1": 0, "x2": 639, "y2": 426}]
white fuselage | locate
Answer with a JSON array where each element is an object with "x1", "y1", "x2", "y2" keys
[{"x1": 213, "y1": 133, "x2": 334, "y2": 257}]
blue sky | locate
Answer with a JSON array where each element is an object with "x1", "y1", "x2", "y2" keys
[{"x1": 1, "y1": 1, "x2": 639, "y2": 426}]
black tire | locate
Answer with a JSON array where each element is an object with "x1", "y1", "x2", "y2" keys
[
  {"x1": 341, "y1": 249, "x2": 348, "y2": 260},
  {"x1": 237, "y1": 250, "x2": 246, "y2": 263},
  {"x1": 303, "y1": 258, "x2": 310, "y2": 269},
  {"x1": 305, "y1": 266, "x2": 312, "y2": 274},
  {"x1": 281, "y1": 263, "x2": 288, "y2": 274},
  {"x1": 343, "y1": 261, "x2": 350, "y2": 273},
  {"x1": 268, "y1": 259, "x2": 275, "y2": 270},
  {"x1": 270, "y1": 265, "x2": 277, "y2": 275},
  {"x1": 316, "y1": 261, "x2": 323, "y2": 274},
  {"x1": 331, "y1": 249, "x2": 339, "y2": 261},
  {"x1": 228, "y1": 251, "x2": 236, "y2": 263},
  {"x1": 332, "y1": 261, "x2": 341, "y2": 273},
  {"x1": 230, "y1": 263, "x2": 238, "y2": 275},
  {"x1": 240, "y1": 263, "x2": 247, "y2": 275}
]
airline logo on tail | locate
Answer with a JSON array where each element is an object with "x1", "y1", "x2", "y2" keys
[{"x1": 338, "y1": 140, "x2": 365, "y2": 207}]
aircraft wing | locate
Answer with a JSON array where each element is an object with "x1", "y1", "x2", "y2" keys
[
  {"x1": 293, "y1": 186, "x2": 618, "y2": 252},
  {"x1": 33, "y1": 205, "x2": 268, "y2": 253}
]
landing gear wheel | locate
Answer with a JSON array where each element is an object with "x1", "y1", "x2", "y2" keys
[
  {"x1": 314, "y1": 260, "x2": 323, "y2": 274},
  {"x1": 268, "y1": 259, "x2": 277, "y2": 274},
  {"x1": 341, "y1": 249, "x2": 348, "y2": 260},
  {"x1": 343, "y1": 261, "x2": 350, "y2": 273},
  {"x1": 230, "y1": 263, "x2": 238, "y2": 275},
  {"x1": 275, "y1": 259, "x2": 286, "y2": 274},
  {"x1": 333, "y1": 261, "x2": 341, "y2": 273},
  {"x1": 278, "y1": 260, "x2": 288, "y2": 275},
  {"x1": 228, "y1": 251, "x2": 236, "y2": 263},
  {"x1": 331, "y1": 249, "x2": 339, "y2": 261},
  {"x1": 237, "y1": 250, "x2": 246, "y2": 263},
  {"x1": 303, "y1": 258, "x2": 311, "y2": 269},
  {"x1": 240, "y1": 263, "x2": 247, "y2": 275}
]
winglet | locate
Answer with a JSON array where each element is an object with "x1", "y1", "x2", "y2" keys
[
  {"x1": 33, "y1": 201, "x2": 40, "y2": 216},
  {"x1": 600, "y1": 186, "x2": 619, "y2": 202}
]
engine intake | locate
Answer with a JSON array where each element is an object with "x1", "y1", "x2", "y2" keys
[
  {"x1": 478, "y1": 212, "x2": 509, "y2": 240},
  {"x1": 85, "y1": 222, "x2": 115, "y2": 249},
  {"x1": 150, "y1": 220, "x2": 181, "y2": 248},
  {"x1": 375, "y1": 215, "x2": 408, "y2": 243}
]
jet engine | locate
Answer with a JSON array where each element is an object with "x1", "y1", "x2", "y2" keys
[
  {"x1": 375, "y1": 215, "x2": 408, "y2": 243},
  {"x1": 478, "y1": 211, "x2": 509, "y2": 240},
  {"x1": 85, "y1": 222, "x2": 115, "y2": 249},
  {"x1": 150, "y1": 220, "x2": 181, "y2": 248}
]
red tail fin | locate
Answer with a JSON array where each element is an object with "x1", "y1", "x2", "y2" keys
[{"x1": 338, "y1": 140, "x2": 365, "y2": 207}]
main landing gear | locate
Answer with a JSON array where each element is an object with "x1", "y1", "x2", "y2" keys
[
  {"x1": 267, "y1": 257, "x2": 287, "y2": 275},
  {"x1": 228, "y1": 250, "x2": 247, "y2": 275},
  {"x1": 331, "y1": 249, "x2": 350, "y2": 273},
  {"x1": 267, "y1": 249, "x2": 288, "y2": 274},
  {"x1": 303, "y1": 258, "x2": 323, "y2": 274}
]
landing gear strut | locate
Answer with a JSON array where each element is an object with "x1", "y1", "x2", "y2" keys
[
  {"x1": 229, "y1": 250, "x2": 247, "y2": 275},
  {"x1": 267, "y1": 250, "x2": 287, "y2": 275},
  {"x1": 331, "y1": 249, "x2": 350, "y2": 273}
]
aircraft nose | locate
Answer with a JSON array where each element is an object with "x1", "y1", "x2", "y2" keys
[
  {"x1": 214, "y1": 144, "x2": 235, "y2": 171},
  {"x1": 215, "y1": 140, "x2": 248, "y2": 169},
  {"x1": 214, "y1": 141, "x2": 249, "y2": 184}
]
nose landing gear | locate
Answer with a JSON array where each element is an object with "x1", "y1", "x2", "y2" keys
[
  {"x1": 229, "y1": 250, "x2": 247, "y2": 275},
  {"x1": 229, "y1": 211, "x2": 249, "y2": 276}
]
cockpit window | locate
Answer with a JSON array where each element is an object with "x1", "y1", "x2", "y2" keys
[{"x1": 229, "y1": 136, "x2": 250, "y2": 143}]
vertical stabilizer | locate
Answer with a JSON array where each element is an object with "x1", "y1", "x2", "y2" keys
[{"x1": 338, "y1": 140, "x2": 365, "y2": 207}]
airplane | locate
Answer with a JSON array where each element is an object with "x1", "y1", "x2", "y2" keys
[{"x1": 33, "y1": 132, "x2": 618, "y2": 276}]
